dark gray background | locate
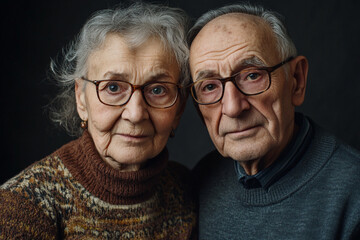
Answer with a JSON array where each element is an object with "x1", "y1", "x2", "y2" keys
[{"x1": 1, "y1": 0, "x2": 360, "y2": 184}]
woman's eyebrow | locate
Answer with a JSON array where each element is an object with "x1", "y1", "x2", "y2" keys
[
  {"x1": 103, "y1": 72, "x2": 129, "y2": 80},
  {"x1": 146, "y1": 71, "x2": 174, "y2": 83}
]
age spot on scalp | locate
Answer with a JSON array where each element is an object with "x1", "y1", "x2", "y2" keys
[
  {"x1": 240, "y1": 22, "x2": 249, "y2": 29},
  {"x1": 220, "y1": 25, "x2": 233, "y2": 36}
]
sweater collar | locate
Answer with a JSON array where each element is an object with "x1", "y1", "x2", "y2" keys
[{"x1": 57, "y1": 130, "x2": 168, "y2": 205}]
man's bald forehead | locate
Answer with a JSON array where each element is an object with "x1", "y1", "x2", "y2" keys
[
  {"x1": 192, "y1": 12, "x2": 274, "y2": 47},
  {"x1": 201, "y1": 12, "x2": 268, "y2": 32},
  {"x1": 191, "y1": 12, "x2": 276, "y2": 55}
]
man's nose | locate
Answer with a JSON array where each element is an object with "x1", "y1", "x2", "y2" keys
[{"x1": 221, "y1": 82, "x2": 250, "y2": 117}]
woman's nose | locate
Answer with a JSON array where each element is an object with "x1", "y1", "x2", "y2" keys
[{"x1": 121, "y1": 90, "x2": 149, "y2": 123}]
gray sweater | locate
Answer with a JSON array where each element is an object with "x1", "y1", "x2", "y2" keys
[{"x1": 194, "y1": 123, "x2": 360, "y2": 239}]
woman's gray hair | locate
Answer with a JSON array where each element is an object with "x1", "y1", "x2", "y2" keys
[
  {"x1": 188, "y1": 2, "x2": 297, "y2": 60},
  {"x1": 49, "y1": 2, "x2": 190, "y2": 136}
]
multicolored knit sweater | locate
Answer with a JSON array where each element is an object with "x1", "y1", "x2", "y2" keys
[{"x1": 0, "y1": 131, "x2": 196, "y2": 239}]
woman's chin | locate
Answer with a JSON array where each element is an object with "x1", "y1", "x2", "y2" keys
[{"x1": 102, "y1": 150, "x2": 154, "y2": 171}]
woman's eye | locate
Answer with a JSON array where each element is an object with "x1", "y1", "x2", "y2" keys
[
  {"x1": 107, "y1": 83, "x2": 120, "y2": 92},
  {"x1": 151, "y1": 86, "x2": 166, "y2": 95},
  {"x1": 101, "y1": 81, "x2": 126, "y2": 94}
]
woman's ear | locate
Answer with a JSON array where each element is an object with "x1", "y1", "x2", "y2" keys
[
  {"x1": 75, "y1": 79, "x2": 88, "y2": 121},
  {"x1": 290, "y1": 56, "x2": 309, "y2": 106}
]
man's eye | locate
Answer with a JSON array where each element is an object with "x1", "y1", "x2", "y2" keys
[
  {"x1": 203, "y1": 83, "x2": 216, "y2": 91},
  {"x1": 246, "y1": 72, "x2": 262, "y2": 81},
  {"x1": 198, "y1": 80, "x2": 220, "y2": 93}
]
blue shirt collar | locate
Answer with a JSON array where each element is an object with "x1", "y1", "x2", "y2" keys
[{"x1": 234, "y1": 112, "x2": 313, "y2": 189}]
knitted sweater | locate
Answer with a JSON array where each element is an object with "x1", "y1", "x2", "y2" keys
[
  {"x1": 0, "y1": 131, "x2": 196, "y2": 239},
  {"x1": 193, "y1": 123, "x2": 360, "y2": 240}
]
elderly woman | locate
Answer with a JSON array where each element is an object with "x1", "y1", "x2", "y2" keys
[{"x1": 0, "y1": 2, "x2": 196, "y2": 239}]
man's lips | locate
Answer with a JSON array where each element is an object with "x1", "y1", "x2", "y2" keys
[
  {"x1": 229, "y1": 125, "x2": 257, "y2": 132},
  {"x1": 222, "y1": 124, "x2": 260, "y2": 136}
]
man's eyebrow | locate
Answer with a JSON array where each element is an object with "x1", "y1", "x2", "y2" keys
[
  {"x1": 237, "y1": 56, "x2": 266, "y2": 69},
  {"x1": 194, "y1": 57, "x2": 266, "y2": 81},
  {"x1": 195, "y1": 70, "x2": 218, "y2": 81}
]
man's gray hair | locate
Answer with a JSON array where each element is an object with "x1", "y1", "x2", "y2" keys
[
  {"x1": 49, "y1": 2, "x2": 190, "y2": 136},
  {"x1": 188, "y1": 3, "x2": 297, "y2": 60}
]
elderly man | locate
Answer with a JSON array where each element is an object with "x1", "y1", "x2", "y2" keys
[{"x1": 189, "y1": 3, "x2": 360, "y2": 239}]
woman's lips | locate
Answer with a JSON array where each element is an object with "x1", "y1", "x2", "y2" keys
[
  {"x1": 114, "y1": 133, "x2": 150, "y2": 142},
  {"x1": 121, "y1": 134, "x2": 147, "y2": 138}
]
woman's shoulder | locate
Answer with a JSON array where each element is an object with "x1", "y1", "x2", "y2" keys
[
  {"x1": 0, "y1": 154, "x2": 65, "y2": 238},
  {"x1": 1, "y1": 136, "x2": 82, "y2": 197},
  {"x1": 0, "y1": 186, "x2": 58, "y2": 239},
  {"x1": 1, "y1": 154, "x2": 69, "y2": 191},
  {"x1": 0, "y1": 153, "x2": 74, "y2": 222}
]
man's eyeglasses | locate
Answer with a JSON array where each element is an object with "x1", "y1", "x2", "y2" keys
[
  {"x1": 190, "y1": 57, "x2": 294, "y2": 105},
  {"x1": 81, "y1": 78, "x2": 181, "y2": 109}
]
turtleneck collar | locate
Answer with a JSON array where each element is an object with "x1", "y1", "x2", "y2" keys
[{"x1": 55, "y1": 130, "x2": 168, "y2": 205}]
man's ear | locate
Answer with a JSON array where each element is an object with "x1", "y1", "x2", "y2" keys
[
  {"x1": 75, "y1": 79, "x2": 88, "y2": 121},
  {"x1": 290, "y1": 56, "x2": 309, "y2": 106}
]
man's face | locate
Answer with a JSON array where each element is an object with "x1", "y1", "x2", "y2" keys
[{"x1": 190, "y1": 13, "x2": 303, "y2": 169}]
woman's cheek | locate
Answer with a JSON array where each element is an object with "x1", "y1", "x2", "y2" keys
[{"x1": 89, "y1": 106, "x2": 121, "y2": 132}]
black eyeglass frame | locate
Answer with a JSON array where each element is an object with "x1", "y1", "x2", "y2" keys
[
  {"x1": 81, "y1": 77, "x2": 182, "y2": 109},
  {"x1": 190, "y1": 56, "x2": 294, "y2": 105}
]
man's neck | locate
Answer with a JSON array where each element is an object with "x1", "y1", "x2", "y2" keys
[{"x1": 240, "y1": 123, "x2": 299, "y2": 176}]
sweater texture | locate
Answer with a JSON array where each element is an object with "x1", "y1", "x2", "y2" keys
[
  {"x1": 0, "y1": 130, "x2": 196, "y2": 239},
  {"x1": 193, "y1": 121, "x2": 360, "y2": 240}
]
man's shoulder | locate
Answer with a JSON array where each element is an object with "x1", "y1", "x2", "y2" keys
[
  {"x1": 334, "y1": 140, "x2": 360, "y2": 162},
  {"x1": 311, "y1": 121, "x2": 360, "y2": 164},
  {"x1": 328, "y1": 140, "x2": 360, "y2": 181},
  {"x1": 309, "y1": 122, "x2": 360, "y2": 185}
]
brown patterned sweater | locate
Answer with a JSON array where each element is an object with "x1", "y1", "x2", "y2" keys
[{"x1": 0, "y1": 131, "x2": 196, "y2": 239}]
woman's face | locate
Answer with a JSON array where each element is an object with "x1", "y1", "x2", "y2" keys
[{"x1": 75, "y1": 33, "x2": 182, "y2": 171}]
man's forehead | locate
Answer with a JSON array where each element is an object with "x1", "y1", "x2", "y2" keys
[
  {"x1": 201, "y1": 12, "x2": 266, "y2": 35},
  {"x1": 190, "y1": 12, "x2": 277, "y2": 67},
  {"x1": 191, "y1": 12, "x2": 274, "y2": 53}
]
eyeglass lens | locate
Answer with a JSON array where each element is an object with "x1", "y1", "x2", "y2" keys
[
  {"x1": 97, "y1": 80, "x2": 179, "y2": 108},
  {"x1": 192, "y1": 68, "x2": 270, "y2": 104}
]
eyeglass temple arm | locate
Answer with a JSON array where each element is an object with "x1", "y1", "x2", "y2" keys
[{"x1": 268, "y1": 56, "x2": 295, "y2": 72}]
